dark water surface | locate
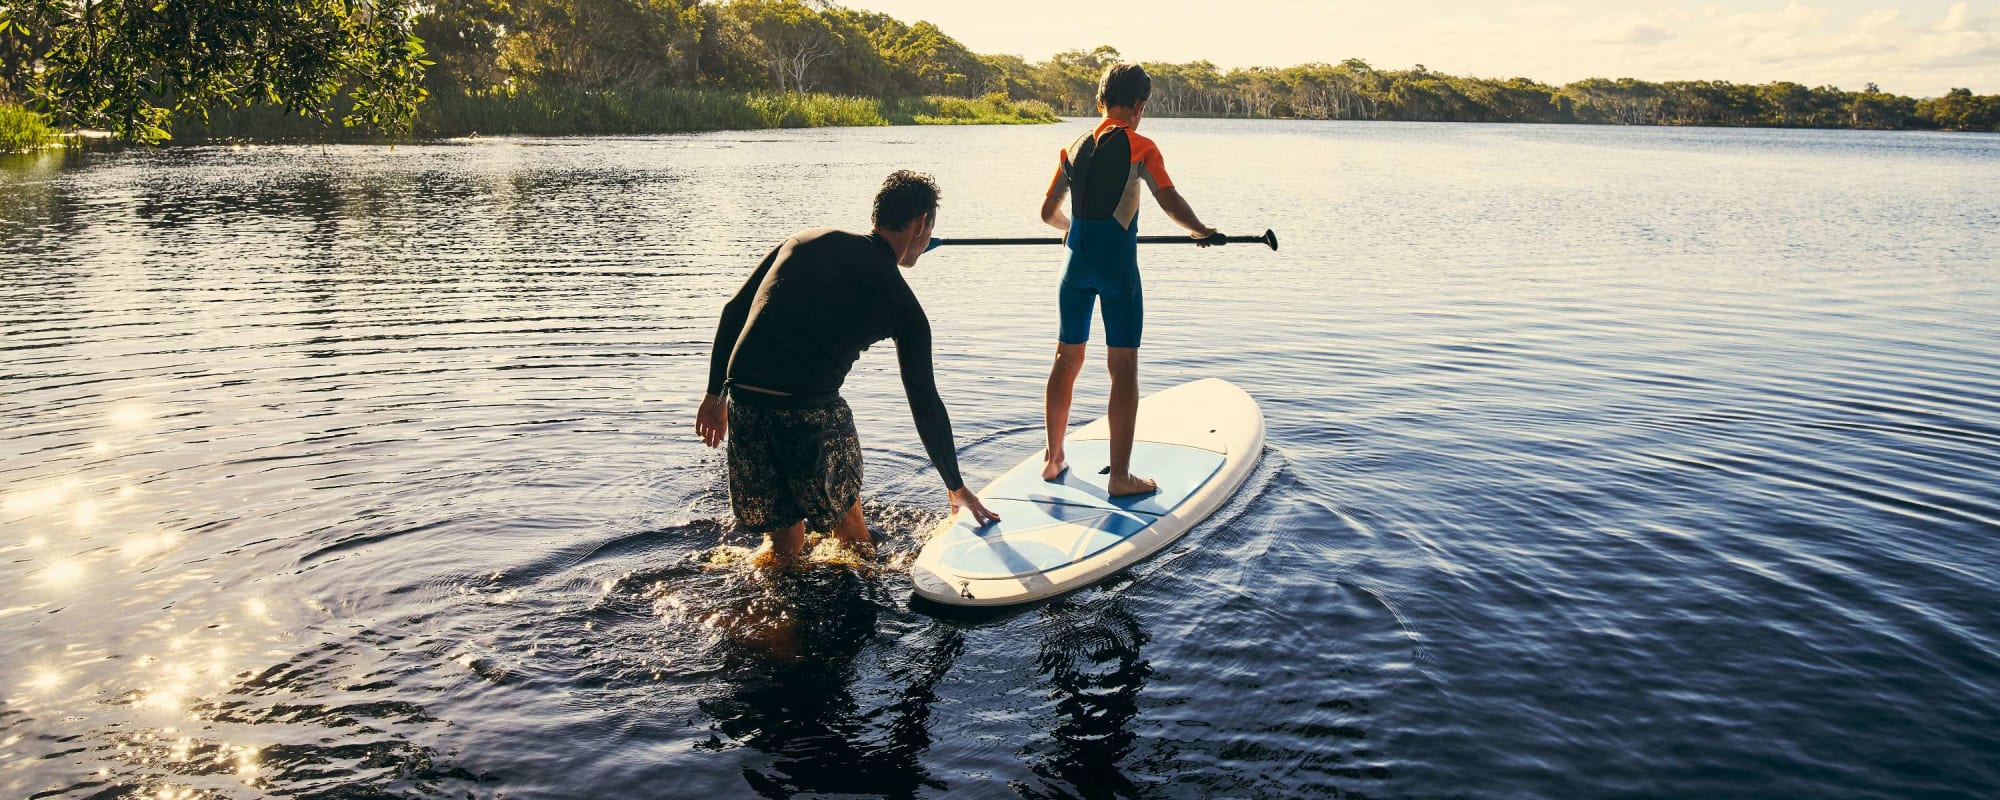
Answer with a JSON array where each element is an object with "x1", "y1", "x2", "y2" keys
[{"x1": 3, "y1": 121, "x2": 1998, "y2": 799}]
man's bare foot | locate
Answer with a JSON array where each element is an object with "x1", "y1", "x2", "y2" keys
[
  {"x1": 832, "y1": 531, "x2": 875, "y2": 558},
  {"x1": 1107, "y1": 473, "x2": 1158, "y2": 497},
  {"x1": 749, "y1": 544, "x2": 800, "y2": 572},
  {"x1": 1041, "y1": 454, "x2": 1068, "y2": 481}
]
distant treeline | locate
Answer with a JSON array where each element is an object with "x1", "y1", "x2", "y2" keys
[
  {"x1": 2, "y1": 0, "x2": 1996, "y2": 142},
  {"x1": 1123, "y1": 59, "x2": 2000, "y2": 131},
  {"x1": 405, "y1": 1, "x2": 1995, "y2": 132},
  {"x1": 407, "y1": 1, "x2": 2000, "y2": 132}
]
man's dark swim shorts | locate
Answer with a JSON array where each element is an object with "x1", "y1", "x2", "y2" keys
[{"x1": 725, "y1": 390, "x2": 863, "y2": 534}]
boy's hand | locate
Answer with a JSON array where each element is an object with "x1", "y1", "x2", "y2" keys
[{"x1": 1192, "y1": 227, "x2": 1222, "y2": 247}]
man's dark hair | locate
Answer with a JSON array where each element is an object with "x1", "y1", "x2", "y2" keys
[
  {"x1": 873, "y1": 170, "x2": 940, "y2": 231},
  {"x1": 1097, "y1": 63, "x2": 1151, "y2": 109}
]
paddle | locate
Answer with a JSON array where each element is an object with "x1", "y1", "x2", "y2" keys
[{"x1": 929, "y1": 228, "x2": 1278, "y2": 252}]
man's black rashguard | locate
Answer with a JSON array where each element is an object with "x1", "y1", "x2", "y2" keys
[{"x1": 705, "y1": 228, "x2": 964, "y2": 491}]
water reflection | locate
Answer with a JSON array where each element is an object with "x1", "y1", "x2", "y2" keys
[
  {"x1": 697, "y1": 563, "x2": 957, "y2": 798},
  {"x1": 1023, "y1": 600, "x2": 1153, "y2": 799}
]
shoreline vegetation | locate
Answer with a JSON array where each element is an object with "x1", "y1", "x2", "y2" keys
[
  {"x1": 0, "y1": 101, "x2": 59, "y2": 151},
  {"x1": 2, "y1": 1, "x2": 1997, "y2": 151},
  {"x1": 171, "y1": 91, "x2": 1060, "y2": 142}
]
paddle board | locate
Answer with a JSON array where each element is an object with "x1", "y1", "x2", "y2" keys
[{"x1": 910, "y1": 378, "x2": 1265, "y2": 607}]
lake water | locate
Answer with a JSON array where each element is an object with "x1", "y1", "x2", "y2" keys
[{"x1": 3, "y1": 119, "x2": 1998, "y2": 799}]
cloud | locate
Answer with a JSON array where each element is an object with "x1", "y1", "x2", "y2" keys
[
  {"x1": 1934, "y1": 2, "x2": 1977, "y2": 32},
  {"x1": 1855, "y1": 9, "x2": 1901, "y2": 34},
  {"x1": 1921, "y1": 2, "x2": 2000, "y2": 65},
  {"x1": 1717, "y1": 1, "x2": 1829, "y2": 34},
  {"x1": 1534, "y1": 2, "x2": 2000, "y2": 95},
  {"x1": 1597, "y1": 19, "x2": 1674, "y2": 46}
]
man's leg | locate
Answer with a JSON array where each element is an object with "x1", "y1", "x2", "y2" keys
[
  {"x1": 1105, "y1": 346, "x2": 1155, "y2": 496},
  {"x1": 750, "y1": 520, "x2": 807, "y2": 570},
  {"x1": 730, "y1": 397, "x2": 808, "y2": 569},
  {"x1": 832, "y1": 501, "x2": 870, "y2": 546},
  {"x1": 1043, "y1": 341, "x2": 1088, "y2": 480}
]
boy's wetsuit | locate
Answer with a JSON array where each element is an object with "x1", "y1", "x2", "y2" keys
[{"x1": 1045, "y1": 118, "x2": 1174, "y2": 348}]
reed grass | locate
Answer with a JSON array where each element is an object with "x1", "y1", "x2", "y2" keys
[
  {"x1": 170, "y1": 87, "x2": 1057, "y2": 141},
  {"x1": 0, "y1": 103, "x2": 59, "y2": 152},
  {"x1": 887, "y1": 93, "x2": 1061, "y2": 125}
]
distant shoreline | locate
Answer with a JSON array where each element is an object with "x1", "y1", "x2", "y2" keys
[
  {"x1": 169, "y1": 90, "x2": 1058, "y2": 144},
  {"x1": 11, "y1": 92, "x2": 1996, "y2": 155},
  {"x1": 1, "y1": 91, "x2": 1058, "y2": 152}
]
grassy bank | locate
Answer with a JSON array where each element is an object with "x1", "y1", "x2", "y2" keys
[
  {"x1": 168, "y1": 87, "x2": 1056, "y2": 142},
  {"x1": 1, "y1": 103, "x2": 60, "y2": 152},
  {"x1": 884, "y1": 94, "x2": 1061, "y2": 125}
]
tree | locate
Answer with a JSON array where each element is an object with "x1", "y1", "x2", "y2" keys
[
  {"x1": 0, "y1": 0, "x2": 430, "y2": 141},
  {"x1": 1917, "y1": 87, "x2": 2000, "y2": 131},
  {"x1": 496, "y1": 0, "x2": 702, "y2": 89},
  {"x1": 727, "y1": 0, "x2": 838, "y2": 93},
  {"x1": 874, "y1": 20, "x2": 985, "y2": 96},
  {"x1": 412, "y1": 0, "x2": 510, "y2": 90}
]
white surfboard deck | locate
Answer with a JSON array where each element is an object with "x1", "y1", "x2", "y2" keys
[{"x1": 910, "y1": 378, "x2": 1265, "y2": 607}]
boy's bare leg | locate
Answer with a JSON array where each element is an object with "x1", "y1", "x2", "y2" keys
[
  {"x1": 1043, "y1": 342, "x2": 1088, "y2": 480},
  {"x1": 1106, "y1": 346, "x2": 1156, "y2": 496}
]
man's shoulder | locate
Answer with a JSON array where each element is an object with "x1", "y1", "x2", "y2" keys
[
  {"x1": 786, "y1": 227, "x2": 847, "y2": 246},
  {"x1": 781, "y1": 228, "x2": 899, "y2": 276}
]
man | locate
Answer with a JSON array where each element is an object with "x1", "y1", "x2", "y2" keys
[
  {"x1": 1039, "y1": 63, "x2": 1219, "y2": 495},
  {"x1": 696, "y1": 170, "x2": 1000, "y2": 566}
]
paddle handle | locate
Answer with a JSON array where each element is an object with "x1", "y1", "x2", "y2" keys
[{"x1": 931, "y1": 229, "x2": 1278, "y2": 251}]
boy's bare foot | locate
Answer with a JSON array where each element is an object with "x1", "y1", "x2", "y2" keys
[
  {"x1": 1041, "y1": 454, "x2": 1068, "y2": 481},
  {"x1": 1107, "y1": 473, "x2": 1158, "y2": 497}
]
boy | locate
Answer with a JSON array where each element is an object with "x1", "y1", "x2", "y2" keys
[{"x1": 1038, "y1": 63, "x2": 1220, "y2": 495}]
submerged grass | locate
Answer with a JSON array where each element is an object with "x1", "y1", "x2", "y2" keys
[
  {"x1": 169, "y1": 87, "x2": 1057, "y2": 142},
  {"x1": 1, "y1": 103, "x2": 60, "y2": 152}
]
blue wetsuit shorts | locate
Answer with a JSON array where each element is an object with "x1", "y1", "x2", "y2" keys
[{"x1": 1058, "y1": 217, "x2": 1143, "y2": 347}]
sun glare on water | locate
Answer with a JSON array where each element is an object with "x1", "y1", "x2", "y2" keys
[
  {"x1": 42, "y1": 558, "x2": 85, "y2": 586},
  {"x1": 26, "y1": 667, "x2": 65, "y2": 692},
  {"x1": 107, "y1": 403, "x2": 153, "y2": 428}
]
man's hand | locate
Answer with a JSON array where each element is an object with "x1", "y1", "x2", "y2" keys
[
  {"x1": 696, "y1": 393, "x2": 728, "y2": 448},
  {"x1": 1192, "y1": 227, "x2": 1222, "y2": 248},
  {"x1": 949, "y1": 487, "x2": 1002, "y2": 526}
]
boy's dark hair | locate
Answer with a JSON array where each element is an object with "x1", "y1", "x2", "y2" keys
[
  {"x1": 873, "y1": 169, "x2": 940, "y2": 231},
  {"x1": 1097, "y1": 63, "x2": 1151, "y2": 109}
]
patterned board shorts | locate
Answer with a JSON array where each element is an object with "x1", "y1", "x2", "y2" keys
[{"x1": 726, "y1": 393, "x2": 864, "y2": 534}]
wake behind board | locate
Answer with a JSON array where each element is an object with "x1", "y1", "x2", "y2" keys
[{"x1": 911, "y1": 378, "x2": 1265, "y2": 607}]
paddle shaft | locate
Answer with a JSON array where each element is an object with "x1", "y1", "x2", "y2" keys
[{"x1": 933, "y1": 228, "x2": 1278, "y2": 251}]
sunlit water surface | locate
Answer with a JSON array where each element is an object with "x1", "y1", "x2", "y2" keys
[{"x1": 3, "y1": 120, "x2": 1998, "y2": 799}]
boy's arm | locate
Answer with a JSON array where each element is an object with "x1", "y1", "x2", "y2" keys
[
  {"x1": 1041, "y1": 163, "x2": 1071, "y2": 231},
  {"x1": 1138, "y1": 146, "x2": 1218, "y2": 241},
  {"x1": 1151, "y1": 186, "x2": 1217, "y2": 239}
]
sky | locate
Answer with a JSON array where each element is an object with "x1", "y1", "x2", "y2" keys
[{"x1": 848, "y1": 1, "x2": 2000, "y2": 96}]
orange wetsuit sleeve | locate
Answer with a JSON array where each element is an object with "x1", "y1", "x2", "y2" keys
[{"x1": 1047, "y1": 151, "x2": 1070, "y2": 196}]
